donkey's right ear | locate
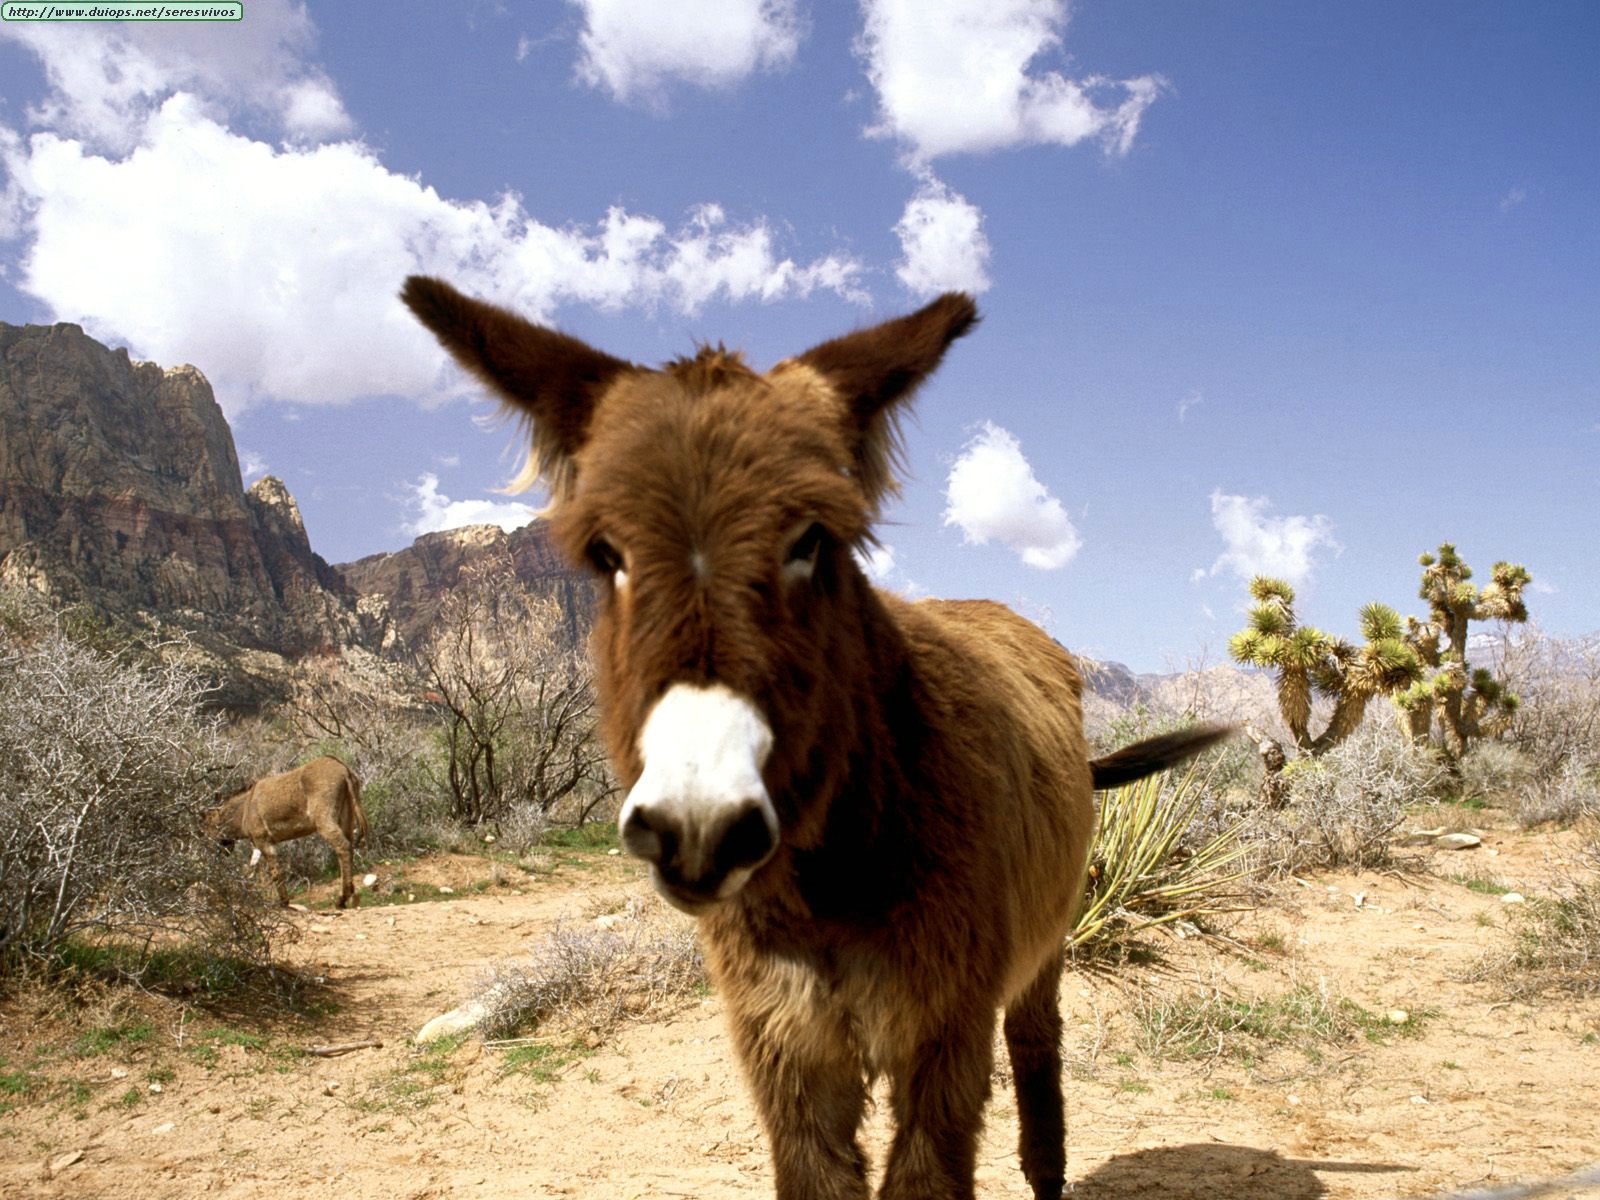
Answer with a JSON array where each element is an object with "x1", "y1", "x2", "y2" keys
[{"x1": 401, "y1": 276, "x2": 632, "y2": 492}]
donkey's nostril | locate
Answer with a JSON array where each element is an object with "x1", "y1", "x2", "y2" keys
[
  {"x1": 715, "y1": 801, "x2": 778, "y2": 876},
  {"x1": 621, "y1": 807, "x2": 671, "y2": 865}
]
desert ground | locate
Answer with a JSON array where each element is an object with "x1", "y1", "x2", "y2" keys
[{"x1": 3, "y1": 816, "x2": 1597, "y2": 1200}]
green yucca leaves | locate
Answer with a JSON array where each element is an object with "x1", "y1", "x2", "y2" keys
[{"x1": 1071, "y1": 763, "x2": 1248, "y2": 954}]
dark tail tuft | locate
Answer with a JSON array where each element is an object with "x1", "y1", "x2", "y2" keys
[{"x1": 1089, "y1": 723, "x2": 1237, "y2": 791}]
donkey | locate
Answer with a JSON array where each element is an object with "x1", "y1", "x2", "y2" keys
[
  {"x1": 403, "y1": 276, "x2": 1230, "y2": 1200},
  {"x1": 204, "y1": 756, "x2": 369, "y2": 909}
]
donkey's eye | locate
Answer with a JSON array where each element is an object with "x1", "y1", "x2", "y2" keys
[
  {"x1": 587, "y1": 537, "x2": 624, "y2": 578},
  {"x1": 785, "y1": 523, "x2": 826, "y2": 573}
]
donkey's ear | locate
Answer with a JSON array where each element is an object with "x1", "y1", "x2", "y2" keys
[
  {"x1": 401, "y1": 276, "x2": 633, "y2": 496},
  {"x1": 795, "y1": 292, "x2": 978, "y2": 509}
]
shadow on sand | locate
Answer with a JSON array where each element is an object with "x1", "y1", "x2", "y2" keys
[{"x1": 1072, "y1": 1142, "x2": 1407, "y2": 1199}]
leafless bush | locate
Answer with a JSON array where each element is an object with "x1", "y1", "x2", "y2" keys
[
  {"x1": 417, "y1": 564, "x2": 616, "y2": 830},
  {"x1": 1456, "y1": 740, "x2": 1538, "y2": 805},
  {"x1": 1278, "y1": 720, "x2": 1445, "y2": 870},
  {"x1": 1498, "y1": 626, "x2": 1600, "y2": 779},
  {"x1": 471, "y1": 902, "x2": 704, "y2": 1039},
  {"x1": 0, "y1": 591, "x2": 284, "y2": 974},
  {"x1": 1514, "y1": 761, "x2": 1600, "y2": 829}
]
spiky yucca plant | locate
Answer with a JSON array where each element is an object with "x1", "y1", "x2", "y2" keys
[
  {"x1": 1395, "y1": 543, "x2": 1531, "y2": 764},
  {"x1": 1229, "y1": 576, "x2": 1423, "y2": 759}
]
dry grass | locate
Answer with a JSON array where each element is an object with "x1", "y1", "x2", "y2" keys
[
  {"x1": 471, "y1": 899, "x2": 705, "y2": 1040},
  {"x1": 1468, "y1": 827, "x2": 1600, "y2": 998}
]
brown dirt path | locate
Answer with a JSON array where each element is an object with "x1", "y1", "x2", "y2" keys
[{"x1": 2, "y1": 832, "x2": 1597, "y2": 1199}]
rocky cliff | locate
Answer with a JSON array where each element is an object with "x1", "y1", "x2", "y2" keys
[
  {"x1": 0, "y1": 321, "x2": 590, "y2": 705},
  {"x1": 338, "y1": 520, "x2": 592, "y2": 653},
  {"x1": 0, "y1": 321, "x2": 361, "y2": 700}
]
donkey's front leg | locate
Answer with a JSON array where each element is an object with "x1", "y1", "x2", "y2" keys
[
  {"x1": 879, "y1": 1014, "x2": 996, "y2": 1200},
  {"x1": 725, "y1": 998, "x2": 870, "y2": 1200}
]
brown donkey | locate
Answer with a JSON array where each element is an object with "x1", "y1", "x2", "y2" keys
[{"x1": 403, "y1": 277, "x2": 1229, "y2": 1200}]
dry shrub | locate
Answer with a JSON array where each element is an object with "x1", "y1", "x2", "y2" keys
[
  {"x1": 1456, "y1": 740, "x2": 1538, "y2": 805},
  {"x1": 1499, "y1": 627, "x2": 1600, "y2": 779},
  {"x1": 471, "y1": 900, "x2": 704, "y2": 1039},
  {"x1": 0, "y1": 591, "x2": 285, "y2": 977},
  {"x1": 1276, "y1": 720, "x2": 1446, "y2": 871},
  {"x1": 1514, "y1": 761, "x2": 1600, "y2": 829}
]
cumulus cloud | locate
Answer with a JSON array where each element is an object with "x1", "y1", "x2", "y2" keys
[
  {"x1": 571, "y1": 0, "x2": 802, "y2": 105},
  {"x1": 0, "y1": 0, "x2": 351, "y2": 152},
  {"x1": 857, "y1": 0, "x2": 1162, "y2": 162},
  {"x1": 403, "y1": 473, "x2": 536, "y2": 537},
  {"x1": 239, "y1": 450, "x2": 269, "y2": 481},
  {"x1": 1198, "y1": 490, "x2": 1339, "y2": 588},
  {"x1": 894, "y1": 175, "x2": 991, "y2": 296},
  {"x1": 0, "y1": 97, "x2": 865, "y2": 415},
  {"x1": 855, "y1": 542, "x2": 897, "y2": 581},
  {"x1": 944, "y1": 422, "x2": 1081, "y2": 569}
]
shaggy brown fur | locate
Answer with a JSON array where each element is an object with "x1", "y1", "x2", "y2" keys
[
  {"x1": 402, "y1": 276, "x2": 1229, "y2": 1200},
  {"x1": 204, "y1": 756, "x2": 368, "y2": 909}
]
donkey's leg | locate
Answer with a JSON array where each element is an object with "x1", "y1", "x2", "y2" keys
[
  {"x1": 879, "y1": 1013, "x2": 996, "y2": 1200},
  {"x1": 317, "y1": 823, "x2": 357, "y2": 909},
  {"x1": 259, "y1": 843, "x2": 290, "y2": 906},
  {"x1": 726, "y1": 1000, "x2": 870, "y2": 1200},
  {"x1": 1003, "y1": 948, "x2": 1067, "y2": 1200}
]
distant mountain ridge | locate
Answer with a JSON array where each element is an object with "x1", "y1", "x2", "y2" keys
[{"x1": 0, "y1": 320, "x2": 1268, "y2": 721}]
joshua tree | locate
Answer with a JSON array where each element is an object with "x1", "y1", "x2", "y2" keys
[
  {"x1": 1229, "y1": 576, "x2": 1422, "y2": 805},
  {"x1": 1394, "y1": 543, "x2": 1531, "y2": 765}
]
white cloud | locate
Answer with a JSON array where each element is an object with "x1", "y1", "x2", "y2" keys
[
  {"x1": 1199, "y1": 490, "x2": 1339, "y2": 587},
  {"x1": 857, "y1": 0, "x2": 1162, "y2": 162},
  {"x1": 944, "y1": 422, "x2": 1081, "y2": 569},
  {"x1": 1176, "y1": 389, "x2": 1202, "y2": 422},
  {"x1": 1499, "y1": 185, "x2": 1528, "y2": 213},
  {"x1": 239, "y1": 450, "x2": 269, "y2": 481},
  {"x1": 571, "y1": 0, "x2": 802, "y2": 105},
  {"x1": 0, "y1": 97, "x2": 866, "y2": 416},
  {"x1": 856, "y1": 542, "x2": 897, "y2": 581},
  {"x1": 403, "y1": 473, "x2": 536, "y2": 537},
  {"x1": 894, "y1": 175, "x2": 991, "y2": 296},
  {"x1": 0, "y1": 0, "x2": 352, "y2": 152}
]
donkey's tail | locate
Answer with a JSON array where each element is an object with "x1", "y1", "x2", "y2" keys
[{"x1": 1089, "y1": 723, "x2": 1236, "y2": 791}]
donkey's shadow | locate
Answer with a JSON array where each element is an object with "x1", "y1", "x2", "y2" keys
[{"x1": 1072, "y1": 1142, "x2": 1405, "y2": 1199}]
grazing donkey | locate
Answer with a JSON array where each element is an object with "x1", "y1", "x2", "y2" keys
[
  {"x1": 403, "y1": 276, "x2": 1229, "y2": 1200},
  {"x1": 204, "y1": 756, "x2": 369, "y2": 909}
]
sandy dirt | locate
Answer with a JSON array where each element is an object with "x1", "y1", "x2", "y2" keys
[{"x1": 2, "y1": 827, "x2": 1597, "y2": 1200}]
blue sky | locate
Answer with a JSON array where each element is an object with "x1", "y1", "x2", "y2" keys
[{"x1": 1, "y1": 1, "x2": 1595, "y2": 672}]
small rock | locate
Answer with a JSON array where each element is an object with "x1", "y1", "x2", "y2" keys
[
  {"x1": 152, "y1": 1121, "x2": 176, "y2": 1134},
  {"x1": 45, "y1": 1150, "x2": 84, "y2": 1177},
  {"x1": 594, "y1": 913, "x2": 623, "y2": 930},
  {"x1": 1434, "y1": 833, "x2": 1481, "y2": 850},
  {"x1": 323, "y1": 1081, "x2": 341, "y2": 1096},
  {"x1": 110, "y1": 1067, "x2": 129, "y2": 1079},
  {"x1": 1501, "y1": 893, "x2": 1526, "y2": 904},
  {"x1": 1387, "y1": 1010, "x2": 1409, "y2": 1025},
  {"x1": 438, "y1": 885, "x2": 454, "y2": 895},
  {"x1": 362, "y1": 873, "x2": 378, "y2": 887},
  {"x1": 608, "y1": 848, "x2": 621, "y2": 856},
  {"x1": 483, "y1": 834, "x2": 496, "y2": 844},
  {"x1": 1287, "y1": 1094, "x2": 1301, "y2": 1106},
  {"x1": 311, "y1": 926, "x2": 334, "y2": 935},
  {"x1": 148, "y1": 1082, "x2": 163, "y2": 1093},
  {"x1": 386, "y1": 916, "x2": 396, "y2": 926},
  {"x1": 288, "y1": 902, "x2": 311, "y2": 913},
  {"x1": 1410, "y1": 1095, "x2": 1430, "y2": 1105}
]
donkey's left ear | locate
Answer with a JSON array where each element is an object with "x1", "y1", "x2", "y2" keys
[
  {"x1": 795, "y1": 292, "x2": 978, "y2": 510},
  {"x1": 402, "y1": 276, "x2": 633, "y2": 498}
]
